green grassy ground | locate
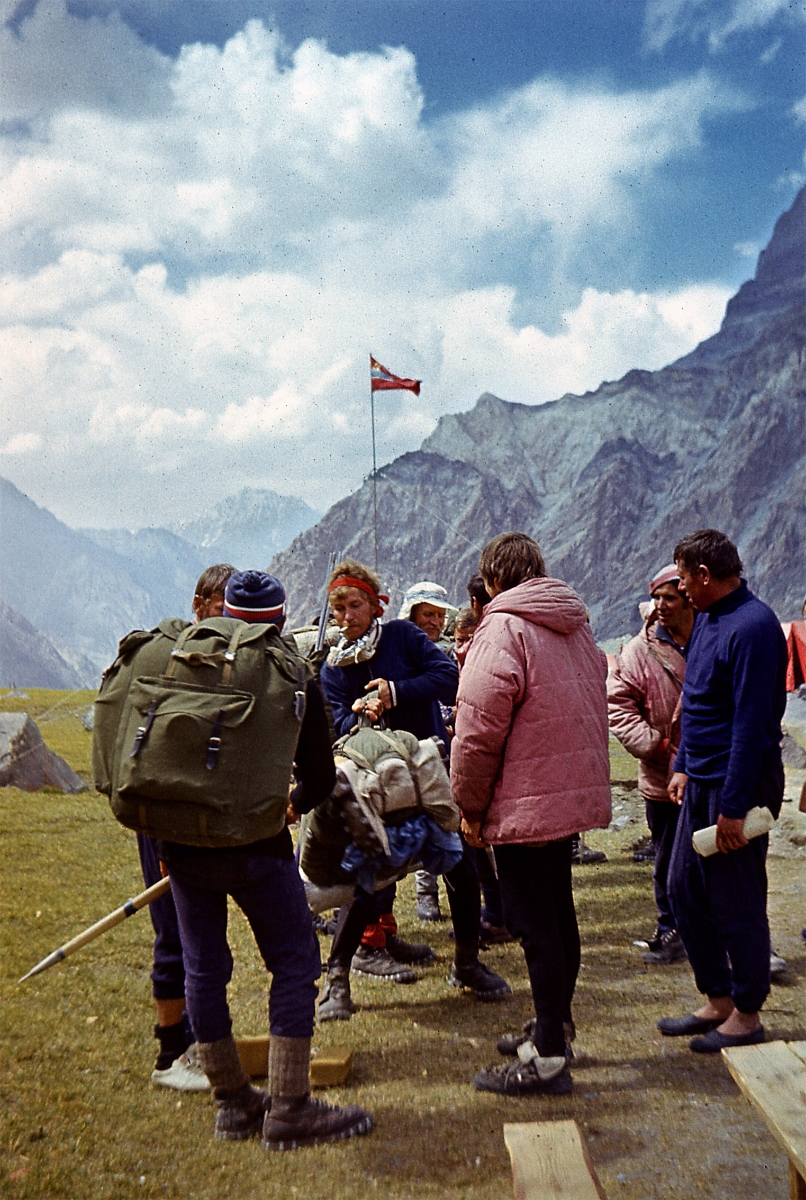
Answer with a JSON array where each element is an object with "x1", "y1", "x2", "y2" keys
[{"x1": 1, "y1": 692, "x2": 804, "y2": 1199}]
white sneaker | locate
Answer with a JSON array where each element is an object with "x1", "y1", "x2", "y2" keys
[
  {"x1": 770, "y1": 951, "x2": 787, "y2": 982},
  {"x1": 151, "y1": 1042, "x2": 210, "y2": 1092}
]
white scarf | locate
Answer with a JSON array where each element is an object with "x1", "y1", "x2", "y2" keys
[{"x1": 328, "y1": 619, "x2": 383, "y2": 668}]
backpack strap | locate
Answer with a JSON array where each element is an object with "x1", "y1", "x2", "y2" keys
[
  {"x1": 294, "y1": 661, "x2": 307, "y2": 722},
  {"x1": 372, "y1": 730, "x2": 413, "y2": 764},
  {"x1": 164, "y1": 625, "x2": 197, "y2": 679},
  {"x1": 221, "y1": 623, "x2": 245, "y2": 687}
]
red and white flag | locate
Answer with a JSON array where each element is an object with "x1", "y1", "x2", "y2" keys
[{"x1": 370, "y1": 355, "x2": 421, "y2": 395}]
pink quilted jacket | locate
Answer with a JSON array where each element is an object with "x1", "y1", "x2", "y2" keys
[
  {"x1": 450, "y1": 577, "x2": 611, "y2": 844},
  {"x1": 606, "y1": 615, "x2": 685, "y2": 802}
]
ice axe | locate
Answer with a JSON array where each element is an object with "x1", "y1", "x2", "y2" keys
[{"x1": 18, "y1": 876, "x2": 171, "y2": 983}]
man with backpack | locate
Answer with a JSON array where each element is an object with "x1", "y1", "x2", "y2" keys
[
  {"x1": 145, "y1": 563, "x2": 235, "y2": 1092},
  {"x1": 94, "y1": 570, "x2": 371, "y2": 1150}
]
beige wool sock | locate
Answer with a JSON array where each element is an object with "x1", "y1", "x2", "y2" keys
[
  {"x1": 196, "y1": 1036, "x2": 250, "y2": 1097},
  {"x1": 268, "y1": 1035, "x2": 311, "y2": 1098}
]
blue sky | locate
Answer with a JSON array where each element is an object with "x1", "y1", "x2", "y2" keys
[{"x1": 0, "y1": 0, "x2": 803, "y2": 527}]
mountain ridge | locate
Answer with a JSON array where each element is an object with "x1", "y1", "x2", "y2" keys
[{"x1": 271, "y1": 187, "x2": 806, "y2": 635}]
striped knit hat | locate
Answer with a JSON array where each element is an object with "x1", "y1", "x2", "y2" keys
[{"x1": 223, "y1": 571, "x2": 286, "y2": 626}]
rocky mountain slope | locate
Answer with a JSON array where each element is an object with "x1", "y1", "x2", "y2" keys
[
  {"x1": 0, "y1": 478, "x2": 201, "y2": 683},
  {"x1": 0, "y1": 479, "x2": 321, "y2": 686},
  {"x1": 0, "y1": 600, "x2": 87, "y2": 690},
  {"x1": 272, "y1": 187, "x2": 806, "y2": 635},
  {"x1": 170, "y1": 487, "x2": 320, "y2": 569}
]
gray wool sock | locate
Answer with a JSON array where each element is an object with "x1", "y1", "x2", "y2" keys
[
  {"x1": 195, "y1": 1036, "x2": 250, "y2": 1099},
  {"x1": 268, "y1": 1035, "x2": 311, "y2": 1099}
]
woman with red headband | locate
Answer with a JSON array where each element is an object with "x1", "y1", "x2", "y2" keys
[
  {"x1": 320, "y1": 559, "x2": 457, "y2": 742},
  {"x1": 316, "y1": 559, "x2": 510, "y2": 1019}
]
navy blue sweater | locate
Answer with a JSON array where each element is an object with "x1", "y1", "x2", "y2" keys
[
  {"x1": 674, "y1": 582, "x2": 786, "y2": 817},
  {"x1": 319, "y1": 619, "x2": 458, "y2": 744}
]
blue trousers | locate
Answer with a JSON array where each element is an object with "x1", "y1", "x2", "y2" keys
[
  {"x1": 137, "y1": 833, "x2": 185, "y2": 1001},
  {"x1": 168, "y1": 851, "x2": 321, "y2": 1043},
  {"x1": 668, "y1": 779, "x2": 772, "y2": 1014}
]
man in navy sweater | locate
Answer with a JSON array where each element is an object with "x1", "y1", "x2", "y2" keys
[{"x1": 657, "y1": 530, "x2": 787, "y2": 1053}]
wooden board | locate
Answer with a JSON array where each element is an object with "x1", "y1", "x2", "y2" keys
[
  {"x1": 788, "y1": 1042, "x2": 806, "y2": 1066},
  {"x1": 503, "y1": 1121, "x2": 607, "y2": 1200},
  {"x1": 235, "y1": 1037, "x2": 352, "y2": 1088},
  {"x1": 721, "y1": 1042, "x2": 806, "y2": 1182}
]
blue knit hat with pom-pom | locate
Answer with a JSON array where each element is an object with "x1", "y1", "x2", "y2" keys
[{"x1": 223, "y1": 571, "x2": 286, "y2": 626}]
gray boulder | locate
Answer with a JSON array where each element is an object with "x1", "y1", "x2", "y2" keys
[
  {"x1": 0, "y1": 713, "x2": 86, "y2": 792},
  {"x1": 782, "y1": 732, "x2": 806, "y2": 769}
]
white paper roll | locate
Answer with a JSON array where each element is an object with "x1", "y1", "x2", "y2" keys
[{"x1": 692, "y1": 806, "x2": 775, "y2": 857}]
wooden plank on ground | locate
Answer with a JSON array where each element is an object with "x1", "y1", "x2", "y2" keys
[
  {"x1": 235, "y1": 1037, "x2": 352, "y2": 1087},
  {"x1": 788, "y1": 1042, "x2": 806, "y2": 1066},
  {"x1": 503, "y1": 1120, "x2": 607, "y2": 1200},
  {"x1": 721, "y1": 1041, "x2": 806, "y2": 1183}
]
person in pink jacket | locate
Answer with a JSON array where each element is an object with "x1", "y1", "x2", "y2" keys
[
  {"x1": 607, "y1": 564, "x2": 692, "y2": 966},
  {"x1": 451, "y1": 533, "x2": 611, "y2": 1096}
]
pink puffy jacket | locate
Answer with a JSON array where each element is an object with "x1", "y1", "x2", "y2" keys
[
  {"x1": 450, "y1": 577, "x2": 611, "y2": 844},
  {"x1": 606, "y1": 615, "x2": 685, "y2": 802}
]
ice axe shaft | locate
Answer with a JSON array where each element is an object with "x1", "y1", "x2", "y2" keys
[{"x1": 18, "y1": 876, "x2": 171, "y2": 983}]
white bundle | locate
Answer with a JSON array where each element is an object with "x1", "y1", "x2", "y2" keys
[{"x1": 692, "y1": 806, "x2": 776, "y2": 857}]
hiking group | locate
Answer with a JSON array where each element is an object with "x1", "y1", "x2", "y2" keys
[{"x1": 92, "y1": 527, "x2": 790, "y2": 1150}]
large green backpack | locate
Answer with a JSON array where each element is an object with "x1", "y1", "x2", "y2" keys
[{"x1": 93, "y1": 617, "x2": 309, "y2": 848}]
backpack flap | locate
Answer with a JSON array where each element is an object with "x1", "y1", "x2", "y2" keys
[{"x1": 116, "y1": 676, "x2": 255, "y2": 804}]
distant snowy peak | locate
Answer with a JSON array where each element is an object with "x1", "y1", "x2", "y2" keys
[{"x1": 170, "y1": 487, "x2": 320, "y2": 570}]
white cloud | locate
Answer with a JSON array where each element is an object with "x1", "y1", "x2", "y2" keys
[
  {"x1": 0, "y1": 432, "x2": 42, "y2": 456},
  {"x1": 644, "y1": 0, "x2": 806, "y2": 52},
  {"x1": 0, "y1": 9, "x2": 742, "y2": 527}
]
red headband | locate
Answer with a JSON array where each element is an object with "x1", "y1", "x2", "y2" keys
[{"x1": 328, "y1": 576, "x2": 389, "y2": 614}]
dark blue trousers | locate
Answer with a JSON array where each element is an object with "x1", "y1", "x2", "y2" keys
[
  {"x1": 136, "y1": 833, "x2": 185, "y2": 1001},
  {"x1": 168, "y1": 851, "x2": 321, "y2": 1043},
  {"x1": 668, "y1": 780, "x2": 772, "y2": 1014},
  {"x1": 644, "y1": 799, "x2": 680, "y2": 935}
]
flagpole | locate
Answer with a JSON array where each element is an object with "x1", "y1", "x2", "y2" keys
[{"x1": 370, "y1": 375, "x2": 378, "y2": 572}]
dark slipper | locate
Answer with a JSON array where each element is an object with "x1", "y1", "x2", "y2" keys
[
  {"x1": 689, "y1": 1025, "x2": 765, "y2": 1053},
  {"x1": 656, "y1": 1013, "x2": 723, "y2": 1037}
]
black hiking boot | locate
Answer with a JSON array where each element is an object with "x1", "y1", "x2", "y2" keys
[
  {"x1": 449, "y1": 958, "x2": 511, "y2": 1001},
  {"x1": 642, "y1": 928, "x2": 687, "y2": 965},
  {"x1": 497, "y1": 1019, "x2": 576, "y2": 1063},
  {"x1": 571, "y1": 834, "x2": 607, "y2": 865},
  {"x1": 479, "y1": 920, "x2": 514, "y2": 946},
  {"x1": 318, "y1": 966, "x2": 355, "y2": 1022},
  {"x1": 261, "y1": 1095, "x2": 372, "y2": 1151},
  {"x1": 634, "y1": 924, "x2": 662, "y2": 953},
  {"x1": 351, "y1": 945, "x2": 417, "y2": 983},
  {"x1": 312, "y1": 913, "x2": 339, "y2": 936},
  {"x1": 386, "y1": 934, "x2": 436, "y2": 965},
  {"x1": 214, "y1": 1083, "x2": 270, "y2": 1141},
  {"x1": 473, "y1": 1043, "x2": 571, "y2": 1097},
  {"x1": 416, "y1": 894, "x2": 442, "y2": 922},
  {"x1": 631, "y1": 836, "x2": 655, "y2": 863}
]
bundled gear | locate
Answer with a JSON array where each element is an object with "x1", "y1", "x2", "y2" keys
[
  {"x1": 299, "y1": 727, "x2": 461, "y2": 889},
  {"x1": 93, "y1": 617, "x2": 309, "y2": 847}
]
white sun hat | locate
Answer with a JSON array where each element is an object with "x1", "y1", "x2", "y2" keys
[{"x1": 398, "y1": 581, "x2": 451, "y2": 621}]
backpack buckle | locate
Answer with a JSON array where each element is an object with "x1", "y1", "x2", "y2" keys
[
  {"x1": 129, "y1": 700, "x2": 157, "y2": 757},
  {"x1": 206, "y1": 711, "x2": 224, "y2": 770}
]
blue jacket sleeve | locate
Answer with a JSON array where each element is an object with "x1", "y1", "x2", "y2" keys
[
  {"x1": 391, "y1": 625, "x2": 459, "y2": 708},
  {"x1": 318, "y1": 661, "x2": 359, "y2": 738},
  {"x1": 720, "y1": 620, "x2": 786, "y2": 818}
]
